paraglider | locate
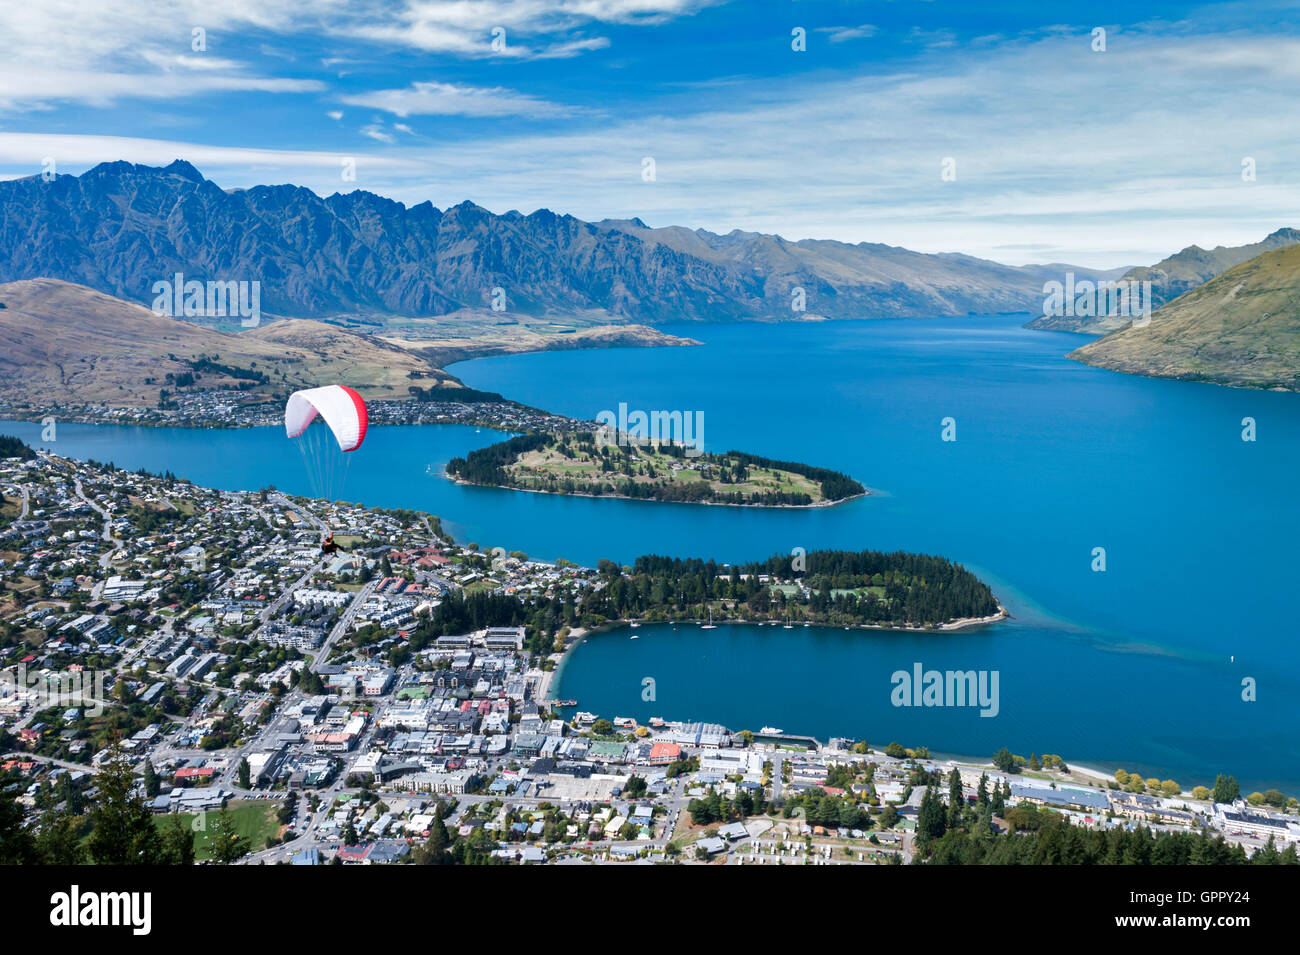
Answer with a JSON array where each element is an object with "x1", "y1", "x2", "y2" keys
[{"x1": 284, "y1": 385, "x2": 368, "y2": 552}]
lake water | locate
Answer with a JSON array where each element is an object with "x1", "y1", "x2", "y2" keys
[{"x1": 9, "y1": 315, "x2": 1299, "y2": 792}]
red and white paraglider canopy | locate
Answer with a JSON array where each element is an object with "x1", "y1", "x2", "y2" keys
[{"x1": 284, "y1": 385, "x2": 368, "y2": 452}]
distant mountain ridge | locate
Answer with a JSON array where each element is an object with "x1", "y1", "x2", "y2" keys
[
  {"x1": 0, "y1": 278, "x2": 452, "y2": 408},
  {"x1": 1027, "y1": 228, "x2": 1300, "y2": 334},
  {"x1": 0, "y1": 160, "x2": 1123, "y2": 324},
  {"x1": 1070, "y1": 244, "x2": 1300, "y2": 391}
]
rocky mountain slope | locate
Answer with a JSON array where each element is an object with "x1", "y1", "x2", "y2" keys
[
  {"x1": 1027, "y1": 228, "x2": 1300, "y2": 334},
  {"x1": 1070, "y1": 244, "x2": 1300, "y2": 391},
  {"x1": 0, "y1": 160, "x2": 1122, "y2": 325},
  {"x1": 0, "y1": 278, "x2": 452, "y2": 407}
]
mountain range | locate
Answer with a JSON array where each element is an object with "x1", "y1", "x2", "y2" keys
[
  {"x1": 1070, "y1": 244, "x2": 1300, "y2": 391},
  {"x1": 0, "y1": 278, "x2": 452, "y2": 408},
  {"x1": 0, "y1": 160, "x2": 1126, "y2": 325},
  {"x1": 1026, "y1": 228, "x2": 1300, "y2": 334}
]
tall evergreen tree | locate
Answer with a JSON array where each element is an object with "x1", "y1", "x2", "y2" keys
[
  {"x1": 917, "y1": 786, "x2": 947, "y2": 843},
  {"x1": 161, "y1": 814, "x2": 196, "y2": 865},
  {"x1": 1211, "y1": 774, "x2": 1241, "y2": 804},
  {"x1": 209, "y1": 807, "x2": 249, "y2": 864},
  {"x1": 947, "y1": 768, "x2": 964, "y2": 830},
  {"x1": 37, "y1": 811, "x2": 86, "y2": 864},
  {"x1": 0, "y1": 772, "x2": 37, "y2": 864},
  {"x1": 88, "y1": 747, "x2": 164, "y2": 865}
]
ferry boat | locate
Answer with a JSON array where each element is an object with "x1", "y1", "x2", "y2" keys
[
  {"x1": 575, "y1": 711, "x2": 598, "y2": 725},
  {"x1": 648, "y1": 716, "x2": 666, "y2": 728},
  {"x1": 760, "y1": 726, "x2": 784, "y2": 735}
]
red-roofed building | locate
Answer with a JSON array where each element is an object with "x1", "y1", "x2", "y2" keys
[
  {"x1": 649, "y1": 742, "x2": 682, "y2": 765},
  {"x1": 174, "y1": 767, "x2": 216, "y2": 783},
  {"x1": 335, "y1": 844, "x2": 372, "y2": 863}
]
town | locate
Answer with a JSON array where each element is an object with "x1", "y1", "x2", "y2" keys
[
  {"x1": 1, "y1": 445, "x2": 1297, "y2": 866},
  {"x1": 0, "y1": 392, "x2": 582, "y2": 436}
]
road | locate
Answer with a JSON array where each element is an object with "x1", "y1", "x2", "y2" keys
[{"x1": 71, "y1": 474, "x2": 123, "y2": 586}]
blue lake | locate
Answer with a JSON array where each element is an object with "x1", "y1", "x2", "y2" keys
[{"x1": 9, "y1": 315, "x2": 1299, "y2": 792}]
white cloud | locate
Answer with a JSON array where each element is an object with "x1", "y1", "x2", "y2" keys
[
  {"x1": 0, "y1": 1, "x2": 337, "y2": 111},
  {"x1": 361, "y1": 124, "x2": 397, "y2": 144},
  {"x1": 0, "y1": 0, "x2": 709, "y2": 111},
  {"x1": 0, "y1": 132, "x2": 415, "y2": 178},
  {"x1": 348, "y1": 0, "x2": 714, "y2": 58},
  {"x1": 341, "y1": 80, "x2": 576, "y2": 118},
  {"x1": 817, "y1": 24, "x2": 877, "y2": 43},
  {"x1": 1, "y1": 14, "x2": 1296, "y2": 267}
]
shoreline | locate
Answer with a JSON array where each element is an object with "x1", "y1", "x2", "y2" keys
[
  {"x1": 538, "y1": 619, "x2": 1164, "y2": 794},
  {"x1": 541, "y1": 610, "x2": 1011, "y2": 707},
  {"x1": 444, "y1": 471, "x2": 870, "y2": 510}
]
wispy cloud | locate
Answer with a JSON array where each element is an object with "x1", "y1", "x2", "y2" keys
[
  {"x1": 0, "y1": 0, "x2": 713, "y2": 112},
  {"x1": 817, "y1": 24, "x2": 877, "y2": 43},
  {"x1": 348, "y1": 0, "x2": 716, "y2": 59},
  {"x1": 1, "y1": 6, "x2": 1296, "y2": 267},
  {"x1": 341, "y1": 81, "x2": 577, "y2": 118}
]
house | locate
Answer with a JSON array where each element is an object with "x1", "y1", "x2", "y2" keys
[{"x1": 718, "y1": 821, "x2": 750, "y2": 841}]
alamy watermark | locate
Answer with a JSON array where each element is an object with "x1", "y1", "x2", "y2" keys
[
  {"x1": 890, "y1": 662, "x2": 999, "y2": 718},
  {"x1": 2, "y1": 664, "x2": 108, "y2": 717},
  {"x1": 151, "y1": 272, "x2": 261, "y2": 327},
  {"x1": 594, "y1": 402, "x2": 705, "y2": 458},
  {"x1": 1042, "y1": 273, "x2": 1152, "y2": 326}
]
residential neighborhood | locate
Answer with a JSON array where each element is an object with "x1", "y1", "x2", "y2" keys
[{"x1": 2, "y1": 448, "x2": 1298, "y2": 866}]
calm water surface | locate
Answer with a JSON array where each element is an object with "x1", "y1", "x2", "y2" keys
[{"x1": 11, "y1": 316, "x2": 1298, "y2": 790}]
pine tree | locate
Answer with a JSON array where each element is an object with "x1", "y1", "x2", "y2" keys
[
  {"x1": 947, "y1": 768, "x2": 964, "y2": 830},
  {"x1": 161, "y1": 814, "x2": 196, "y2": 865},
  {"x1": 37, "y1": 811, "x2": 86, "y2": 864},
  {"x1": 88, "y1": 747, "x2": 164, "y2": 865},
  {"x1": 209, "y1": 807, "x2": 249, "y2": 864},
  {"x1": 0, "y1": 773, "x2": 38, "y2": 864},
  {"x1": 991, "y1": 780, "x2": 1007, "y2": 815},
  {"x1": 918, "y1": 786, "x2": 947, "y2": 843},
  {"x1": 1211, "y1": 774, "x2": 1241, "y2": 804}
]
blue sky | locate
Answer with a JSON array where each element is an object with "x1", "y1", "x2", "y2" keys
[{"x1": 1, "y1": 0, "x2": 1298, "y2": 266}]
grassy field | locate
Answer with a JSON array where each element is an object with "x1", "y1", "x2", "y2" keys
[
  {"x1": 508, "y1": 445, "x2": 825, "y2": 503},
  {"x1": 163, "y1": 799, "x2": 285, "y2": 860}
]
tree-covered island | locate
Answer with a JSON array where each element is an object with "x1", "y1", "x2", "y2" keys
[{"x1": 447, "y1": 431, "x2": 866, "y2": 506}]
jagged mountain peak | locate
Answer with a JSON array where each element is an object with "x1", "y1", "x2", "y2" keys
[{"x1": 0, "y1": 160, "x2": 1122, "y2": 324}]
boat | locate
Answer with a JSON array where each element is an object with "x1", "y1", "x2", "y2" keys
[
  {"x1": 701, "y1": 609, "x2": 717, "y2": 630},
  {"x1": 629, "y1": 621, "x2": 640, "y2": 628},
  {"x1": 760, "y1": 726, "x2": 784, "y2": 735}
]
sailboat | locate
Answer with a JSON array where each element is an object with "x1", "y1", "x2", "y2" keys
[
  {"x1": 783, "y1": 617, "x2": 793, "y2": 629},
  {"x1": 701, "y1": 609, "x2": 717, "y2": 630}
]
